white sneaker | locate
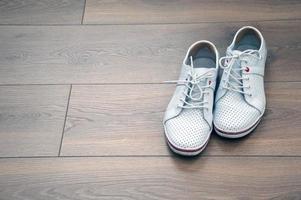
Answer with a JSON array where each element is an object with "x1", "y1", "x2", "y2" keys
[
  {"x1": 214, "y1": 26, "x2": 267, "y2": 138},
  {"x1": 163, "y1": 41, "x2": 219, "y2": 156}
]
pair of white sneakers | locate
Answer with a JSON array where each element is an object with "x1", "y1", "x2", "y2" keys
[{"x1": 163, "y1": 26, "x2": 267, "y2": 156}]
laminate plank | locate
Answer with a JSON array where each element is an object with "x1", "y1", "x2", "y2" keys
[
  {"x1": 84, "y1": 0, "x2": 301, "y2": 24},
  {"x1": 0, "y1": 0, "x2": 85, "y2": 24},
  {"x1": 0, "y1": 157, "x2": 300, "y2": 199},
  {"x1": 0, "y1": 21, "x2": 300, "y2": 84},
  {"x1": 0, "y1": 85, "x2": 70, "y2": 157},
  {"x1": 61, "y1": 82, "x2": 301, "y2": 156}
]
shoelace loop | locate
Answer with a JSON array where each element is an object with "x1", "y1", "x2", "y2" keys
[
  {"x1": 219, "y1": 49, "x2": 261, "y2": 96},
  {"x1": 165, "y1": 56, "x2": 214, "y2": 109}
]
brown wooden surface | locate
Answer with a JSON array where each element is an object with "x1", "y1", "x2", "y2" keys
[
  {"x1": 0, "y1": 21, "x2": 300, "y2": 84},
  {"x1": 0, "y1": 85, "x2": 70, "y2": 157},
  {"x1": 0, "y1": 157, "x2": 301, "y2": 200},
  {"x1": 61, "y1": 82, "x2": 301, "y2": 156},
  {"x1": 83, "y1": 0, "x2": 301, "y2": 24},
  {"x1": 0, "y1": 0, "x2": 300, "y2": 199},
  {"x1": 0, "y1": 0, "x2": 85, "y2": 25}
]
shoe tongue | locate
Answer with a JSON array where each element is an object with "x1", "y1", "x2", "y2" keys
[
  {"x1": 229, "y1": 50, "x2": 243, "y2": 69},
  {"x1": 231, "y1": 49, "x2": 255, "y2": 66},
  {"x1": 232, "y1": 50, "x2": 242, "y2": 55},
  {"x1": 186, "y1": 67, "x2": 213, "y2": 104},
  {"x1": 192, "y1": 67, "x2": 214, "y2": 76}
]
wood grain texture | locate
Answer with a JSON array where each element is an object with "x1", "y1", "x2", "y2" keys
[
  {"x1": 0, "y1": 85, "x2": 70, "y2": 157},
  {"x1": 61, "y1": 84, "x2": 171, "y2": 156},
  {"x1": 0, "y1": 21, "x2": 300, "y2": 84},
  {"x1": 1, "y1": 1, "x2": 300, "y2": 198},
  {"x1": 0, "y1": 0, "x2": 85, "y2": 24},
  {"x1": 83, "y1": 0, "x2": 301, "y2": 24},
  {"x1": 61, "y1": 82, "x2": 301, "y2": 156},
  {"x1": 0, "y1": 157, "x2": 301, "y2": 200}
]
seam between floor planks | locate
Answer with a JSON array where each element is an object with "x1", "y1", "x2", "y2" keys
[
  {"x1": 81, "y1": 0, "x2": 87, "y2": 25},
  {"x1": 0, "y1": 80, "x2": 300, "y2": 87},
  {"x1": 58, "y1": 85, "x2": 73, "y2": 156},
  {"x1": 1, "y1": 155, "x2": 301, "y2": 159},
  {"x1": 0, "y1": 18, "x2": 301, "y2": 26}
]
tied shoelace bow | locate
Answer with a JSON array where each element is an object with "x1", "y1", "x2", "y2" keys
[
  {"x1": 165, "y1": 56, "x2": 214, "y2": 109},
  {"x1": 219, "y1": 49, "x2": 262, "y2": 96}
]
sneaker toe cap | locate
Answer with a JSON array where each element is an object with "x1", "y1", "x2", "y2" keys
[
  {"x1": 214, "y1": 102, "x2": 261, "y2": 133},
  {"x1": 164, "y1": 116, "x2": 211, "y2": 151}
]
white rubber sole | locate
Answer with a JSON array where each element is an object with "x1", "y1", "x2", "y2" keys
[
  {"x1": 167, "y1": 138, "x2": 210, "y2": 156},
  {"x1": 214, "y1": 116, "x2": 262, "y2": 139},
  {"x1": 164, "y1": 126, "x2": 212, "y2": 156}
]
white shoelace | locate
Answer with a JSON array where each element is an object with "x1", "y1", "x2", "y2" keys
[
  {"x1": 219, "y1": 49, "x2": 261, "y2": 96},
  {"x1": 165, "y1": 56, "x2": 214, "y2": 109}
]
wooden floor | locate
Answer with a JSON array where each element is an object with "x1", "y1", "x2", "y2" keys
[{"x1": 0, "y1": 0, "x2": 301, "y2": 199}]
